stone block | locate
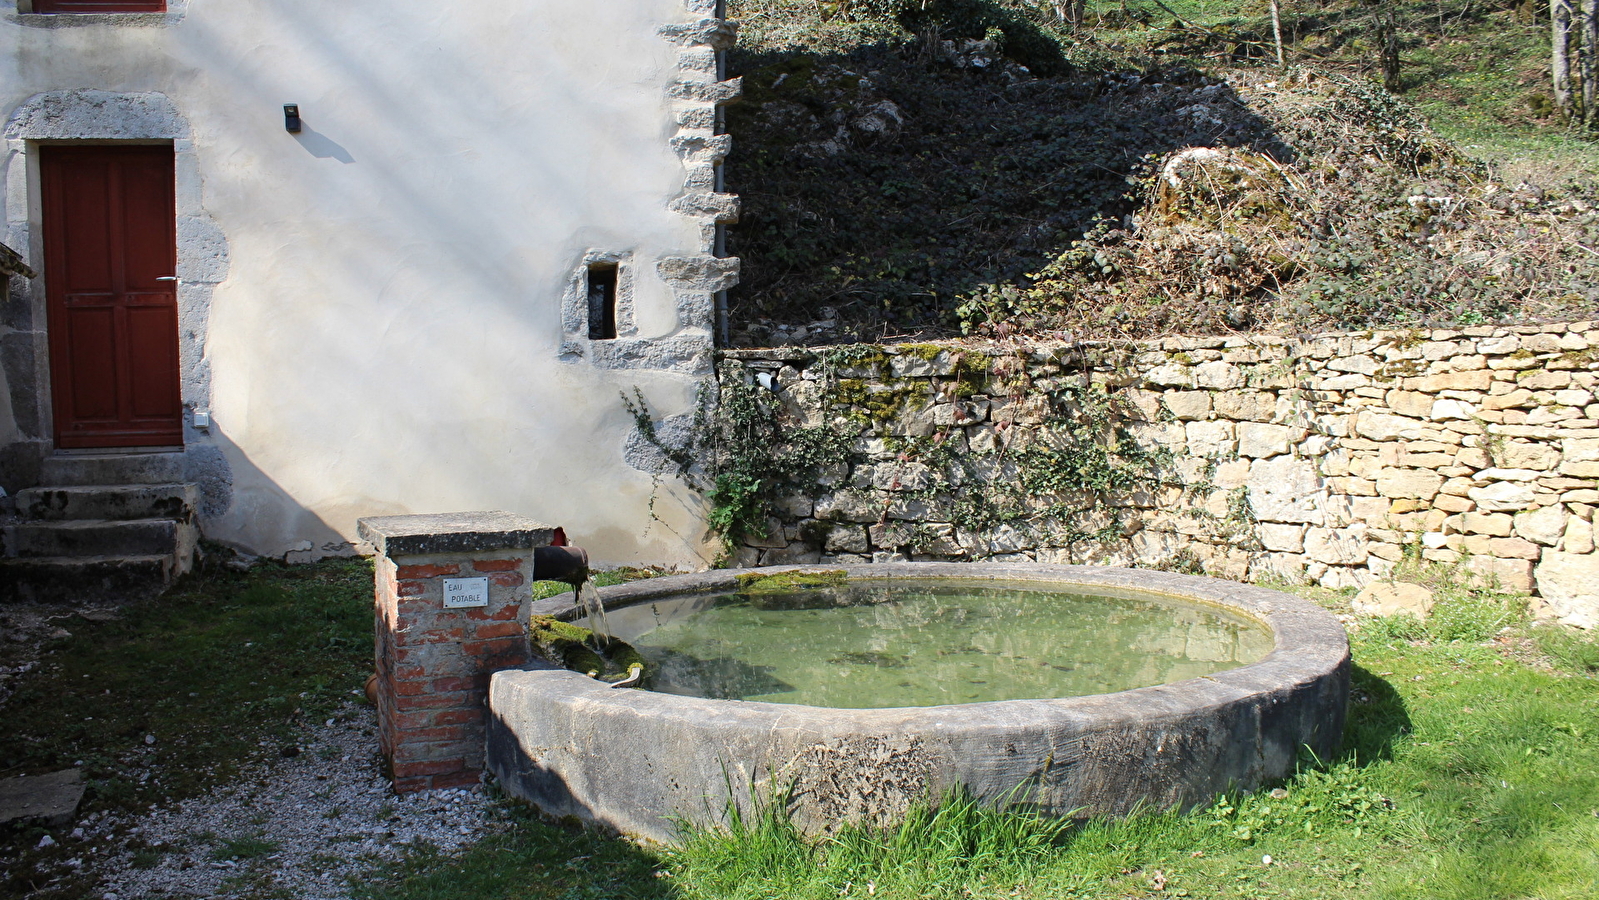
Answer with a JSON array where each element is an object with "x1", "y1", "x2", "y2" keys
[
  {"x1": 1517, "y1": 370, "x2": 1570, "y2": 390},
  {"x1": 1562, "y1": 440, "x2": 1599, "y2": 466},
  {"x1": 1411, "y1": 370, "x2": 1493, "y2": 392},
  {"x1": 1252, "y1": 552, "x2": 1307, "y2": 583},
  {"x1": 1351, "y1": 582, "x2": 1435, "y2": 618},
  {"x1": 1466, "y1": 556, "x2": 1534, "y2": 593},
  {"x1": 1185, "y1": 420, "x2": 1236, "y2": 457},
  {"x1": 1194, "y1": 361, "x2": 1244, "y2": 389},
  {"x1": 761, "y1": 544, "x2": 820, "y2": 565},
  {"x1": 1562, "y1": 516, "x2": 1595, "y2": 555},
  {"x1": 1482, "y1": 388, "x2": 1535, "y2": 410},
  {"x1": 1145, "y1": 363, "x2": 1195, "y2": 388},
  {"x1": 1304, "y1": 525, "x2": 1368, "y2": 565},
  {"x1": 1534, "y1": 552, "x2": 1599, "y2": 628},
  {"x1": 1238, "y1": 422, "x2": 1293, "y2": 458},
  {"x1": 1247, "y1": 455, "x2": 1324, "y2": 525},
  {"x1": 889, "y1": 350, "x2": 958, "y2": 377},
  {"x1": 1212, "y1": 391, "x2": 1277, "y2": 421},
  {"x1": 1468, "y1": 481, "x2": 1536, "y2": 512},
  {"x1": 1461, "y1": 512, "x2": 1513, "y2": 536},
  {"x1": 824, "y1": 526, "x2": 869, "y2": 554},
  {"x1": 0, "y1": 770, "x2": 84, "y2": 828},
  {"x1": 1384, "y1": 390, "x2": 1434, "y2": 417},
  {"x1": 1430, "y1": 398, "x2": 1477, "y2": 420},
  {"x1": 1214, "y1": 458, "x2": 1251, "y2": 489},
  {"x1": 814, "y1": 491, "x2": 883, "y2": 523},
  {"x1": 1513, "y1": 505, "x2": 1568, "y2": 546},
  {"x1": 1559, "y1": 460, "x2": 1599, "y2": 478},
  {"x1": 1163, "y1": 390, "x2": 1212, "y2": 420},
  {"x1": 1487, "y1": 537, "x2": 1542, "y2": 560},
  {"x1": 1355, "y1": 410, "x2": 1433, "y2": 441},
  {"x1": 1258, "y1": 523, "x2": 1305, "y2": 552},
  {"x1": 1375, "y1": 468, "x2": 1444, "y2": 501}
]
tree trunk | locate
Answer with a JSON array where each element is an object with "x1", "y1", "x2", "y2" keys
[
  {"x1": 1582, "y1": 0, "x2": 1598, "y2": 127},
  {"x1": 1052, "y1": 1, "x2": 1086, "y2": 28},
  {"x1": 1380, "y1": 10, "x2": 1403, "y2": 92},
  {"x1": 1554, "y1": 0, "x2": 1575, "y2": 119},
  {"x1": 1271, "y1": 0, "x2": 1286, "y2": 68}
]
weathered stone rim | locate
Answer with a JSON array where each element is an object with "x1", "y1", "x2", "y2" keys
[
  {"x1": 522, "y1": 562, "x2": 1348, "y2": 719},
  {"x1": 495, "y1": 563, "x2": 1350, "y2": 842}
]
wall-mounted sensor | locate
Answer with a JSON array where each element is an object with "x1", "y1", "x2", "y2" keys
[{"x1": 284, "y1": 104, "x2": 302, "y2": 133}]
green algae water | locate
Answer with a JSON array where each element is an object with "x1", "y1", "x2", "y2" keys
[{"x1": 608, "y1": 580, "x2": 1274, "y2": 708}]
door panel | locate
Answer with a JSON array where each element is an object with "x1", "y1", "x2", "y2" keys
[{"x1": 43, "y1": 145, "x2": 182, "y2": 449}]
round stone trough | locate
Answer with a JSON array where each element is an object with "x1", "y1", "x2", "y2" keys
[{"x1": 486, "y1": 563, "x2": 1349, "y2": 843}]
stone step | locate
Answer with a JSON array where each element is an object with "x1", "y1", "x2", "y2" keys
[
  {"x1": 3, "y1": 518, "x2": 190, "y2": 559},
  {"x1": 39, "y1": 452, "x2": 186, "y2": 487},
  {"x1": 0, "y1": 555, "x2": 176, "y2": 604},
  {"x1": 16, "y1": 483, "x2": 198, "y2": 522}
]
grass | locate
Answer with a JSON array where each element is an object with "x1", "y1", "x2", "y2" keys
[{"x1": 4, "y1": 558, "x2": 1599, "y2": 899}]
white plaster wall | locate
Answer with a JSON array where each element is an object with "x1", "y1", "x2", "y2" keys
[{"x1": 1, "y1": 1, "x2": 719, "y2": 567}]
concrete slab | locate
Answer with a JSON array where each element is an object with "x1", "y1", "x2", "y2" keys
[{"x1": 0, "y1": 769, "x2": 85, "y2": 827}]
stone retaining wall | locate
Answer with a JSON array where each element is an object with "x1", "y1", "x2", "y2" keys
[{"x1": 717, "y1": 321, "x2": 1599, "y2": 628}]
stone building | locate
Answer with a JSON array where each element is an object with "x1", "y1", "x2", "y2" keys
[{"x1": 1, "y1": 0, "x2": 737, "y2": 584}]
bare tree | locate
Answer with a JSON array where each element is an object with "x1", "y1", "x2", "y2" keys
[
  {"x1": 1270, "y1": 0, "x2": 1286, "y2": 67},
  {"x1": 1554, "y1": 0, "x2": 1575, "y2": 118},
  {"x1": 1553, "y1": 0, "x2": 1599, "y2": 127},
  {"x1": 1050, "y1": 1, "x2": 1086, "y2": 28},
  {"x1": 1584, "y1": 0, "x2": 1598, "y2": 126},
  {"x1": 1378, "y1": 8, "x2": 1403, "y2": 92}
]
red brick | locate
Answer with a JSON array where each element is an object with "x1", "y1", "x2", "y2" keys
[
  {"x1": 393, "y1": 690, "x2": 477, "y2": 712},
  {"x1": 464, "y1": 638, "x2": 520, "y2": 659},
  {"x1": 464, "y1": 605, "x2": 519, "y2": 621},
  {"x1": 430, "y1": 675, "x2": 484, "y2": 693},
  {"x1": 490, "y1": 572, "x2": 525, "y2": 588},
  {"x1": 472, "y1": 558, "x2": 522, "y2": 573},
  {"x1": 397, "y1": 581, "x2": 426, "y2": 598},
  {"x1": 398, "y1": 563, "x2": 461, "y2": 579},
  {"x1": 430, "y1": 770, "x2": 482, "y2": 790},
  {"x1": 392, "y1": 776, "x2": 434, "y2": 794},
  {"x1": 392, "y1": 757, "x2": 465, "y2": 778},
  {"x1": 408, "y1": 626, "x2": 466, "y2": 645},
  {"x1": 394, "y1": 707, "x2": 481, "y2": 730},
  {"x1": 471, "y1": 621, "x2": 523, "y2": 640},
  {"x1": 398, "y1": 724, "x2": 470, "y2": 743},
  {"x1": 392, "y1": 664, "x2": 428, "y2": 680}
]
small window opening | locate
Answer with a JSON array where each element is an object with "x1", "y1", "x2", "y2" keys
[{"x1": 587, "y1": 263, "x2": 618, "y2": 340}]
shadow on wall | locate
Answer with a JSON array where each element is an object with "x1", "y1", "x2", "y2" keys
[
  {"x1": 722, "y1": 8, "x2": 1292, "y2": 340},
  {"x1": 200, "y1": 426, "x2": 363, "y2": 562}
]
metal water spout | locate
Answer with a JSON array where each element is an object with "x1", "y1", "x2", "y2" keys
[{"x1": 532, "y1": 543, "x2": 589, "y2": 585}]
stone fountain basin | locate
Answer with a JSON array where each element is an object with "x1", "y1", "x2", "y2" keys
[{"x1": 486, "y1": 563, "x2": 1350, "y2": 843}]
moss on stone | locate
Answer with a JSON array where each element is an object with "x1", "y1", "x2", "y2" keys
[
  {"x1": 735, "y1": 569, "x2": 849, "y2": 593},
  {"x1": 896, "y1": 342, "x2": 948, "y2": 361},
  {"x1": 527, "y1": 615, "x2": 646, "y2": 684}
]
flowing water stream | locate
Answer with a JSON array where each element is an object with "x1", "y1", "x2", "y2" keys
[{"x1": 573, "y1": 576, "x2": 613, "y2": 649}]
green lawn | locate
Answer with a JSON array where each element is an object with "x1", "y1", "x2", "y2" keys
[{"x1": 4, "y1": 558, "x2": 1598, "y2": 899}]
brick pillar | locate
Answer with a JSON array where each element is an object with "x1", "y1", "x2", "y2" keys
[{"x1": 356, "y1": 511, "x2": 556, "y2": 793}]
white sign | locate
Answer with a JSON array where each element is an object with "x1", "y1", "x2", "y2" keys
[{"x1": 442, "y1": 577, "x2": 490, "y2": 609}]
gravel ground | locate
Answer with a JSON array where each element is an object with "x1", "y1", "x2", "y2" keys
[{"x1": 41, "y1": 703, "x2": 498, "y2": 900}]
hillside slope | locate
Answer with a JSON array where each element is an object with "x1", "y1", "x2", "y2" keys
[{"x1": 721, "y1": 0, "x2": 1599, "y2": 345}]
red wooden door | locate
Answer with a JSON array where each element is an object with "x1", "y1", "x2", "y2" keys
[
  {"x1": 43, "y1": 146, "x2": 182, "y2": 449},
  {"x1": 33, "y1": 2, "x2": 166, "y2": 13}
]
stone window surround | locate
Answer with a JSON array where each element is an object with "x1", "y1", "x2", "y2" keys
[
  {"x1": 561, "y1": 249, "x2": 639, "y2": 346},
  {"x1": 11, "y1": 0, "x2": 185, "y2": 23},
  {"x1": 4, "y1": 90, "x2": 226, "y2": 449}
]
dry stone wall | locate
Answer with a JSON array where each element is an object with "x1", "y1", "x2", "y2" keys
[{"x1": 717, "y1": 321, "x2": 1599, "y2": 628}]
